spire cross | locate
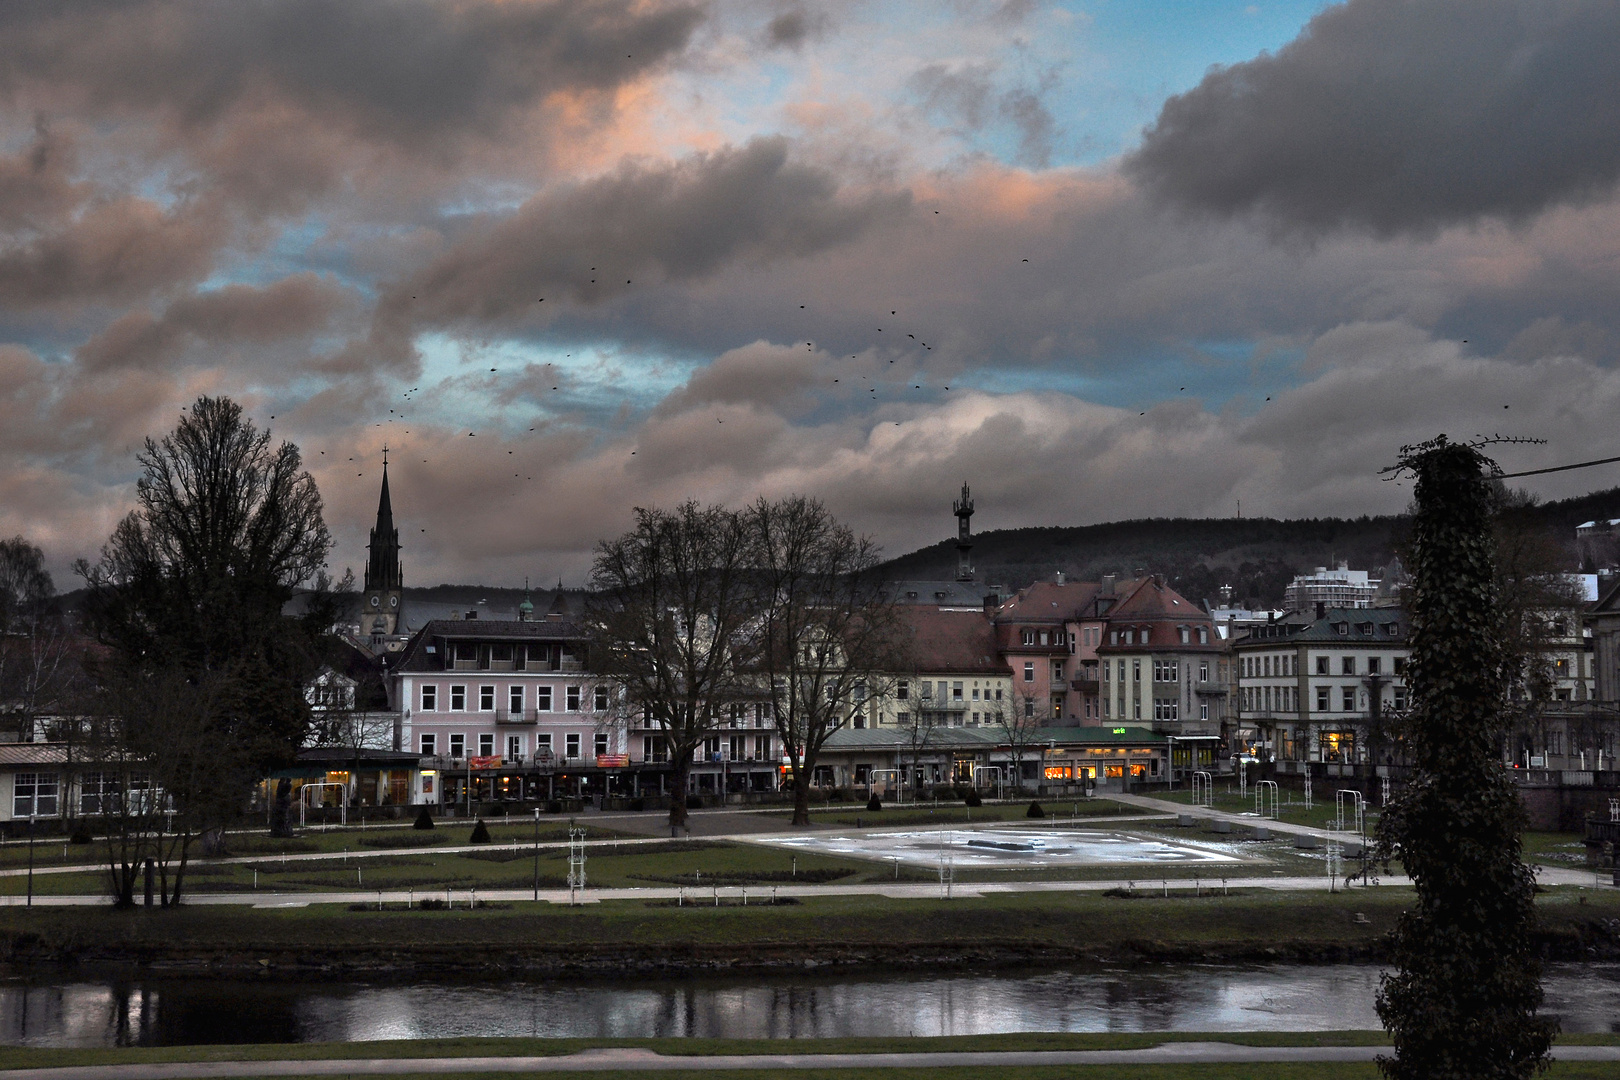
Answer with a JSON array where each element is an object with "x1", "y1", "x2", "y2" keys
[{"x1": 381, "y1": 443, "x2": 389, "y2": 466}]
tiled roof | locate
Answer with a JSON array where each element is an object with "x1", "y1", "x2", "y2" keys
[
  {"x1": 997, "y1": 580, "x2": 1104, "y2": 621},
  {"x1": 896, "y1": 606, "x2": 1009, "y2": 675},
  {"x1": 821, "y1": 724, "x2": 1166, "y2": 751},
  {"x1": 392, "y1": 618, "x2": 585, "y2": 673},
  {"x1": 1236, "y1": 607, "x2": 1406, "y2": 645},
  {"x1": 1106, "y1": 577, "x2": 1208, "y2": 621},
  {"x1": 0, "y1": 743, "x2": 71, "y2": 766}
]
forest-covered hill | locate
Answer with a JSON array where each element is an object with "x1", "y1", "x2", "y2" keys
[{"x1": 877, "y1": 486, "x2": 1620, "y2": 608}]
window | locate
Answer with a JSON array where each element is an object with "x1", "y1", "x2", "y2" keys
[
  {"x1": 595, "y1": 733, "x2": 610, "y2": 757},
  {"x1": 478, "y1": 685, "x2": 495, "y2": 711},
  {"x1": 492, "y1": 644, "x2": 514, "y2": 664},
  {"x1": 478, "y1": 733, "x2": 495, "y2": 757},
  {"x1": 1341, "y1": 657, "x2": 1355, "y2": 676},
  {"x1": 995, "y1": 688, "x2": 1003, "y2": 700},
  {"x1": 537, "y1": 733, "x2": 553, "y2": 756},
  {"x1": 80, "y1": 772, "x2": 118, "y2": 815},
  {"x1": 971, "y1": 687, "x2": 980, "y2": 700},
  {"x1": 1548, "y1": 730, "x2": 1563, "y2": 755},
  {"x1": 1102, "y1": 663, "x2": 1110, "y2": 682},
  {"x1": 952, "y1": 682, "x2": 964, "y2": 700},
  {"x1": 1394, "y1": 687, "x2": 1407, "y2": 710},
  {"x1": 507, "y1": 735, "x2": 523, "y2": 760},
  {"x1": 1024, "y1": 698, "x2": 1035, "y2": 718},
  {"x1": 1024, "y1": 662, "x2": 1035, "y2": 682},
  {"x1": 1051, "y1": 695, "x2": 1064, "y2": 718},
  {"x1": 897, "y1": 680, "x2": 909, "y2": 700},
  {"x1": 1140, "y1": 628, "x2": 1150, "y2": 644},
  {"x1": 537, "y1": 686, "x2": 553, "y2": 711},
  {"x1": 566, "y1": 733, "x2": 581, "y2": 759},
  {"x1": 1367, "y1": 656, "x2": 1381, "y2": 675},
  {"x1": 1109, "y1": 631, "x2": 1118, "y2": 645},
  {"x1": 594, "y1": 685, "x2": 610, "y2": 711},
  {"x1": 1153, "y1": 660, "x2": 1179, "y2": 682},
  {"x1": 1022, "y1": 628, "x2": 1037, "y2": 646},
  {"x1": 449, "y1": 732, "x2": 466, "y2": 757},
  {"x1": 643, "y1": 736, "x2": 668, "y2": 762},
  {"x1": 1132, "y1": 660, "x2": 1141, "y2": 682},
  {"x1": 1198, "y1": 627, "x2": 1209, "y2": 644},
  {"x1": 1154, "y1": 699, "x2": 1179, "y2": 721},
  {"x1": 1315, "y1": 657, "x2": 1328, "y2": 675},
  {"x1": 1316, "y1": 687, "x2": 1329, "y2": 711},
  {"x1": 1336, "y1": 622, "x2": 1349, "y2": 635},
  {"x1": 1342, "y1": 687, "x2": 1356, "y2": 711},
  {"x1": 1051, "y1": 661, "x2": 1064, "y2": 681},
  {"x1": 567, "y1": 685, "x2": 582, "y2": 711},
  {"x1": 1393, "y1": 657, "x2": 1407, "y2": 675},
  {"x1": 1180, "y1": 626, "x2": 1190, "y2": 644},
  {"x1": 1133, "y1": 698, "x2": 1142, "y2": 719},
  {"x1": 754, "y1": 735, "x2": 771, "y2": 760},
  {"x1": 420, "y1": 685, "x2": 438, "y2": 711},
  {"x1": 971, "y1": 712, "x2": 980, "y2": 723},
  {"x1": 1200, "y1": 703, "x2": 1209, "y2": 721},
  {"x1": 13, "y1": 773, "x2": 59, "y2": 817},
  {"x1": 509, "y1": 686, "x2": 524, "y2": 714},
  {"x1": 420, "y1": 733, "x2": 437, "y2": 756},
  {"x1": 1124, "y1": 630, "x2": 1134, "y2": 645},
  {"x1": 1199, "y1": 661, "x2": 1209, "y2": 682},
  {"x1": 1039, "y1": 631, "x2": 1050, "y2": 646},
  {"x1": 450, "y1": 685, "x2": 467, "y2": 710}
]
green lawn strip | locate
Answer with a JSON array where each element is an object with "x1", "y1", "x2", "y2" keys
[
  {"x1": 0, "y1": 889, "x2": 1419, "y2": 951},
  {"x1": 751, "y1": 801, "x2": 1140, "y2": 826},
  {"x1": 0, "y1": 1032, "x2": 1421, "y2": 1070},
  {"x1": 1524, "y1": 831, "x2": 1591, "y2": 869},
  {"x1": 1138, "y1": 789, "x2": 1381, "y2": 833}
]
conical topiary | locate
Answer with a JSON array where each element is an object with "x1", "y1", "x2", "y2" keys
[
  {"x1": 1026, "y1": 800, "x2": 1045, "y2": 819},
  {"x1": 469, "y1": 817, "x2": 491, "y2": 843},
  {"x1": 866, "y1": 794, "x2": 882, "y2": 811},
  {"x1": 413, "y1": 805, "x2": 435, "y2": 830},
  {"x1": 964, "y1": 789, "x2": 982, "y2": 807}
]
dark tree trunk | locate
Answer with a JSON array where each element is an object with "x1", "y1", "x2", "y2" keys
[
  {"x1": 270, "y1": 778, "x2": 294, "y2": 837},
  {"x1": 668, "y1": 753, "x2": 691, "y2": 832}
]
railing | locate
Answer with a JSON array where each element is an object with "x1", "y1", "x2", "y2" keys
[{"x1": 1195, "y1": 681, "x2": 1228, "y2": 695}]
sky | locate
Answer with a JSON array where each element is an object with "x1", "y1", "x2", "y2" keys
[{"x1": 7, "y1": 0, "x2": 1620, "y2": 587}]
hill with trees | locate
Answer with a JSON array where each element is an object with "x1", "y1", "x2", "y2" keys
[{"x1": 878, "y1": 485, "x2": 1620, "y2": 608}]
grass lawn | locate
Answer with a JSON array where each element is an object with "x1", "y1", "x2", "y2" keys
[
  {"x1": 1139, "y1": 787, "x2": 1382, "y2": 833},
  {"x1": 1, "y1": 1034, "x2": 1618, "y2": 1077},
  {"x1": 0, "y1": 884, "x2": 1467, "y2": 952},
  {"x1": 0, "y1": 838, "x2": 907, "y2": 896}
]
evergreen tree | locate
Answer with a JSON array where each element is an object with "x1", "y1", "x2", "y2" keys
[{"x1": 1375, "y1": 436, "x2": 1554, "y2": 1080}]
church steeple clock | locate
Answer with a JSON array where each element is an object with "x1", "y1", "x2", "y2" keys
[{"x1": 362, "y1": 449, "x2": 404, "y2": 636}]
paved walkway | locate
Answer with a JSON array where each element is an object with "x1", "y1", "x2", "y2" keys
[
  {"x1": 1112, "y1": 793, "x2": 1374, "y2": 844},
  {"x1": 4, "y1": 1043, "x2": 1620, "y2": 1078}
]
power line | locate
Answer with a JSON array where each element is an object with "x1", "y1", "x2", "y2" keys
[{"x1": 1495, "y1": 453, "x2": 1620, "y2": 480}]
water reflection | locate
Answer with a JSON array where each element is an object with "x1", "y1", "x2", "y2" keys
[{"x1": 3, "y1": 965, "x2": 1618, "y2": 1048}]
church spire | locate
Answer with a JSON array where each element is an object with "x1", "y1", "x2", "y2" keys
[{"x1": 364, "y1": 456, "x2": 401, "y2": 593}]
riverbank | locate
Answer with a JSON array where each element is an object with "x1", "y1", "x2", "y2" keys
[{"x1": 5, "y1": 888, "x2": 1620, "y2": 979}]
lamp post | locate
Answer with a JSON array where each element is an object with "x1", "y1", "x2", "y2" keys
[
  {"x1": 26, "y1": 815, "x2": 36, "y2": 909},
  {"x1": 532, "y1": 807, "x2": 541, "y2": 902}
]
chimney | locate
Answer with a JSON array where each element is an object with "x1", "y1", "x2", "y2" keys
[
  {"x1": 465, "y1": 609, "x2": 478, "y2": 620},
  {"x1": 1101, "y1": 574, "x2": 1117, "y2": 596},
  {"x1": 1315, "y1": 601, "x2": 1326, "y2": 621},
  {"x1": 1055, "y1": 570, "x2": 1065, "y2": 585},
  {"x1": 983, "y1": 593, "x2": 1000, "y2": 613}
]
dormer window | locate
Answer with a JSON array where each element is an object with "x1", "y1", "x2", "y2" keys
[
  {"x1": 1179, "y1": 626, "x2": 1190, "y2": 644},
  {"x1": 1140, "y1": 627, "x2": 1151, "y2": 644},
  {"x1": 1198, "y1": 627, "x2": 1209, "y2": 644},
  {"x1": 1337, "y1": 623, "x2": 1349, "y2": 635},
  {"x1": 1022, "y1": 629, "x2": 1037, "y2": 646},
  {"x1": 1124, "y1": 630, "x2": 1134, "y2": 645}
]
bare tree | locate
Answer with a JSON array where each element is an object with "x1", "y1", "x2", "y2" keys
[
  {"x1": 1001, "y1": 682, "x2": 1048, "y2": 791},
  {"x1": 744, "y1": 496, "x2": 904, "y2": 826},
  {"x1": 585, "y1": 502, "x2": 753, "y2": 831},
  {"x1": 76, "y1": 396, "x2": 336, "y2": 857},
  {"x1": 0, "y1": 537, "x2": 73, "y2": 742}
]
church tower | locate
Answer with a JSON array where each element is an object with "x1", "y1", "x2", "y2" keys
[
  {"x1": 953, "y1": 481, "x2": 975, "y2": 582},
  {"x1": 362, "y1": 454, "x2": 404, "y2": 636}
]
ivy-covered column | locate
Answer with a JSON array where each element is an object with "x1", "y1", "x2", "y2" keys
[{"x1": 1375, "y1": 437, "x2": 1553, "y2": 1080}]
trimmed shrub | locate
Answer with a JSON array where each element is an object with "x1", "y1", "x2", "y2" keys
[
  {"x1": 930, "y1": 784, "x2": 957, "y2": 801},
  {"x1": 866, "y1": 794, "x2": 882, "y2": 811},
  {"x1": 70, "y1": 826, "x2": 94, "y2": 845},
  {"x1": 686, "y1": 794, "x2": 703, "y2": 810},
  {"x1": 964, "y1": 788, "x2": 982, "y2": 807},
  {"x1": 1026, "y1": 800, "x2": 1045, "y2": 819},
  {"x1": 468, "y1": 818, "x2": 492, "y2": 844},
  {"x1": 413, "y1": 806, "x2": 435, "y2": 830},
  {"x1": 546, "y1": 799, "x2": 562, "y2": 814},
  {"x1": 630, "y1": 798, "x2": 646, "y2": 812}
]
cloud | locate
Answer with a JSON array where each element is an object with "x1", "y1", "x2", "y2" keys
[
  {"x1": 391, "y1": 137, "x2": 912, "y2": 328},
  {"x1": 74, "y1": 274, "x2": 358, "y2": 373},
  {"x1": 1126, "y1": 0, "x2": 1620, "y2": 235},
  {"x1": 0, "y1": 0, "x2": 705, "y2": 150}
]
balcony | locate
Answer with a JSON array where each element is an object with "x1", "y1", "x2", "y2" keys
[
  {"x1": 497, "y1": 709, "x2": 539, "y2": 725},
  {"x1": 1195, "y1": 681, "x2": 1228, "y2": 696},
  {"x1": 1069, "y1": 678, "x2": 1100, "y2": 694}
]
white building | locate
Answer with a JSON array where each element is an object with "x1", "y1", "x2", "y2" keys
[{"x1": 1283, "y1": 564, "x2": 1379, "y2": 611}]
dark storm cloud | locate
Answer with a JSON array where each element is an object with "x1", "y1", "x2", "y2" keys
[
  {"x1": 1126, "y1": 0, "x2": 1620, "y2": 235},
  {"x1": 0, "y1": 0, "x2": 705, "y2": 146},
  {"x1": 393, "y1": 137, "x2": 911, "y2": 327},
  {"x1": 75, "y1": 273, "x2": 357, "y2": 372}
]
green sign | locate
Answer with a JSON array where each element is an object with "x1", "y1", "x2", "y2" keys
[{"x1": 1112, "y1": 727, "x2": 1126, "y2": 734}]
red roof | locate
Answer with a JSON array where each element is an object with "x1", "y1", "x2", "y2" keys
[
  {"x1": 895, "y1": 606, "x2": 1008, "y2": 675},
  {"x1": 996, "y1": 580, "x2": 1105, "y2": 621}
]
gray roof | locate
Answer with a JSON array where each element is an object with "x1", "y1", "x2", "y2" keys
[
  {"x1": 823, "y1": 724, "x2": 1165, "y2": 751},
  {"x1": 1236, "y1": 607, "x2": 1406, "y2": 646}
]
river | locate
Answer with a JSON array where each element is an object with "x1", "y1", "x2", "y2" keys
[{"x1": 3, "y1": 965, "x2": 1618, "y2": 1047}]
